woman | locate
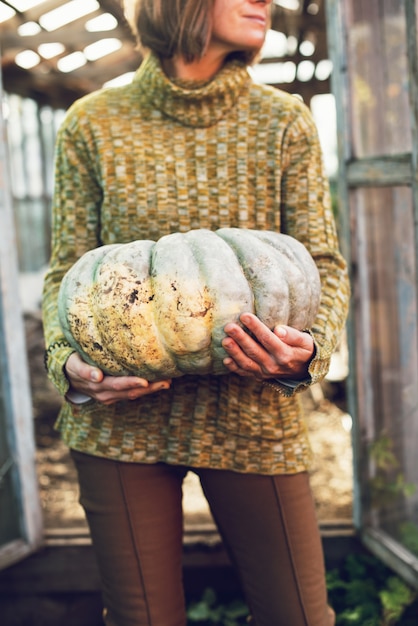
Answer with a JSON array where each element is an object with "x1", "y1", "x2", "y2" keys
[{"x1": 43, "y1": 1, "x2": 350, "y2": 624}]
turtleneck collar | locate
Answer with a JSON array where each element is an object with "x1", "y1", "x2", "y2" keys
[{"x1": 133, "y1": 53, "x2": 251, "y2": 128}]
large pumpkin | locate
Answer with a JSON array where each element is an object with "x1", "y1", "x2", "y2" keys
[{"x1": 58, "y1": 228, "x2": 321, "y2": 380}]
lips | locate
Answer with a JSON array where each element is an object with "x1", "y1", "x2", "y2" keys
[{"x1": 244, "y1": 14, "x2": 267, "y2": 27}]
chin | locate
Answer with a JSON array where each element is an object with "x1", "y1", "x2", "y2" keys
[{"x1": 245, "y1": 35, "x2": 267, "y2": 52}]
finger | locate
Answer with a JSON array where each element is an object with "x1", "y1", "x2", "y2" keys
[
  {"x1": 223, "y1": 356, "x2": 256, "y2": 378},
  {"x1": 124, "y1": 379, "x2": 171, "y2": 399},
  {"x1": 66, "y1": 352, "x2": 104, "y2": 384},
  {"x1": 222, "y1": 337, "x2": 264, "y2": 375},
  {"x1": 72, "y1": 374, "x2": 148, "y2": 403},
  {"x1": 143, "y1": 380, "x2": 171, "y2": 395},
  {"x1": 236, "y1": 313, "x2": 281, "y2": 353},
  {"x1": 91, "y1": 376, "x2": 149, "y2": 402},
  {"x1": 103, "y1": 375, "x2": 150, "y2": 391},
  {"x1": 222, "y1": 335, "x2": 256, "y2": 364},
  {"x1": 223, "y1": 323, "x2": 267, "y2": 361},
  {"x1": 240, "y1": 315, "x2": 313, "y2": 356},
  {"x1": 274, "y1": 325, "x2": 314, "y2": 352},
  {"x1": 224, "y1": 324, "x2": 281, "y2": 373},
  {"x1": 97, "y1": 379, "x2": 171, "y2": 404}
]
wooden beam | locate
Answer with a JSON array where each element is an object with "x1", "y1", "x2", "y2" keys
[
  {"x1": 346, "y1": 154, "x2": 414, "y2": 188},
  {"x1": 269, "y1": 78, "x2": 331, "y2": 104},
  {"x1": 0, "y1": 522, "x2": 357, "y2": 594},
  {"x1": 2, "y1": 40, "x2": 141, "y2": 109},
  {"x1": 0, "y1": 24, "x2": 131, "y2": 50}
]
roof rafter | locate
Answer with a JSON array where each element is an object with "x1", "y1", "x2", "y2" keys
[{"x1": 0, "y1": 0, "x2": 330, "y2": 109}]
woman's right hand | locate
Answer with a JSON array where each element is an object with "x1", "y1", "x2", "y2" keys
[{"x1": 64, "y1": 352, "x2": 171, "y2": 406}]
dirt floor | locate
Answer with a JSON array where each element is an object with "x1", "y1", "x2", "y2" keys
[{"x1": 25, "y1": 310, "x2": 353, "y2": 530}]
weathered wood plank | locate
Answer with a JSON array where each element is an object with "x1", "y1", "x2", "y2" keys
[
  {"x1": 0, "y1": 523, "x2": 357, "y2": 595},
  {"x1": 362, "y1": 528, "x2": 418, "y2": 590},
  {"x1": 346, "y1": 154, "x2": 413, "y2": 188}
]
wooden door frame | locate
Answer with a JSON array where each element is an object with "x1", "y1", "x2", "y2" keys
[
  {"x1": 0, "y1": 72, "x2": 43, "y2": 570},
  {"x1": 325, "y1": 0, "x2": 418, "y2": 588}
]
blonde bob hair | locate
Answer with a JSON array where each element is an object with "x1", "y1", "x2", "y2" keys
[{"x1": 125, "y1": 0, "x2": 260, "y2": 64}]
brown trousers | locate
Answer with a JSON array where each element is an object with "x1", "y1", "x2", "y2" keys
[{"x1": 71, "y1": 451, "x2": 335, "y2": 626}]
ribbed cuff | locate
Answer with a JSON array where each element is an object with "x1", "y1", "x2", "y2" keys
[
  {"x1": 44, "y1": 343, "x2": 74, "y2": 397},
  {"x1": 263, "y1": 376, "x2": 311, "y2": 396}
]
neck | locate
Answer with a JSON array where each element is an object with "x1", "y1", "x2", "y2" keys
[
  {"x1": 161, "y1": 49, "x2": 229, "y2": 82},
  {"x1": 137, "y1": 52, "x2": 251, "y2": 129}
]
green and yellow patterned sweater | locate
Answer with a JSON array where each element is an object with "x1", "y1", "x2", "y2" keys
[{"x1": 42, "y1": 53, "x2": 350, "y2": 474}]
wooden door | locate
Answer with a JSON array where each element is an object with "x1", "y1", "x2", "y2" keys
[
  {"x1": 0, "y1": 71, "x2": 42, "y2": 570},
  {"x1": 326, "y1": 0, "x2": 418, "y2": 588}
]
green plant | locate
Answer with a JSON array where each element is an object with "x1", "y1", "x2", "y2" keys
[
  {"x1": 187, "y1": 553, "x2": 418, "y2": 625},
  {"x1": 187, "y1": 588, "x2": 249, "y2": 625},
  {"x1": 326, "y1": 553, "x2": 418, "y2": 625},
  {"x1": 380, "y1": 576, "x2": 417, "y2": 625},
  {"x1": 58, "y1": 228, "x2": 321, "y2": 380},
  {"x1": 369, "y1": 434, "x2": 416, "y2": 508}
]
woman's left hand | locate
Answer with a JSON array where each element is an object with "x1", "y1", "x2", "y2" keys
[{"x1": 222, "y1": 312, "x2": 315, "y2": 381}]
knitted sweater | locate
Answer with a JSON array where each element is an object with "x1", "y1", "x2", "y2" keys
[{"x1": 42, "y1": 53, "x2": 350, "y2": 475}]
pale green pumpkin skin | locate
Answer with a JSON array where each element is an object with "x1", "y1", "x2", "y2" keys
[{"x1": 58, "y1": 228, "x2": 321, "y2": 380}]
